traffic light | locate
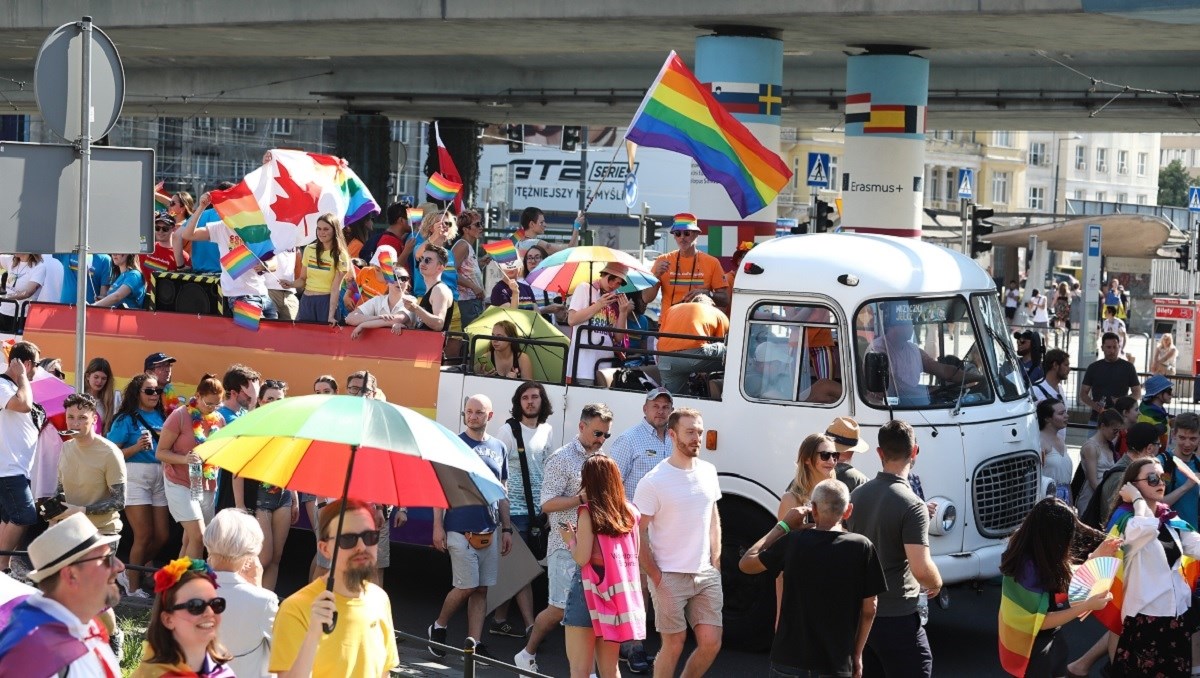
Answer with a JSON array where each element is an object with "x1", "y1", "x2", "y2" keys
[
  {"x1": 814, "y1": 199, "x2": 835, "y2": 233},
  {"x1": 506, "y1": 124, "x2": 524, "y2": 154},
  {"x1": 487, "y1": 204, "x2": 502, "y2": 228},
  {"x1": 970, "y1": 204, "x2": 995, "y2": 257},
  {"x1": 1179, "y1": 242, "x2": 1193, "y2": 271},
  {"x1": 561, "y1": 126, "x2": 582, "y2": 152},
  {"x1": 641, "y1": 216, "x2": 664, "y2": 247}
]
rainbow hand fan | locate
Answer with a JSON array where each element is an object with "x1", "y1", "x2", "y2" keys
[{"x1": 1068, "y1": 556, "x2": 1119, "y2": 605}]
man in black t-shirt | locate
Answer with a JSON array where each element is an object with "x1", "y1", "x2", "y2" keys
[
  {"x1": 1080, "y1": 332, "x2": 1142, "y2": 424},
  {"x1": 740, "y1": 479, "x2": 886, "y2": 677}
]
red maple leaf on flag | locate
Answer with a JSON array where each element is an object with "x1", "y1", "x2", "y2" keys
[{"x1": 271, "y1": 162, "x2": 323, "y2": 228}]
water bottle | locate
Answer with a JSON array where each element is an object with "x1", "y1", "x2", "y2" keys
[
  {"x1": 188, "y1": 458, "x2": 204, "y2": 501},
  {"x1": 917, "y1": 591, "x2": 929, "y2": 627}
]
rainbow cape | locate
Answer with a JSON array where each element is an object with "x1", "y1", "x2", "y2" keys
[
  {"x1": 998, "y1": 566, "x2": 1052, "y2": 677},
  {"x1": 481, "y1": 239, "x2": 519, "y2": 265},
  {"x1": 425, "y1": 172, "x2": 462, "y2": 202},
  {"x1": 624, "y1": 51, "x2": 792, "y2": 218},
  {"x1": 219, "y1": 244, "x2": 259, "y2": 279},
  {"x1": 232, "y1": 299, "x2": 263, "y2": 331}
]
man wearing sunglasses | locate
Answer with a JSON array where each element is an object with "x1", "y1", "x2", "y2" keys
[
  {"x1": 145, "y1": 352, "x2": 184, "y2": 415},
  {"x1": 515, "y1": 403, "x2": 614, "y2": 673},
  {"x1": 0, "y1": 513, "x2": 124, "y2": 676},
  {"x1": 271, "y1": 498, "x2": 399, "y2": 678},
  {"x1": 643, "y1": 213, "x2": 729, "y2": 313}
]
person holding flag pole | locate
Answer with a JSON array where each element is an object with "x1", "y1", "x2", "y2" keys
[{"x1": 182, "y1": 192, "x2": 280, "y2": 320}]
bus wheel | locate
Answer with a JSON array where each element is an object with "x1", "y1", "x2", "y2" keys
[{"x1": 717, "y1": 497, "x2": 776, "y2": 653}]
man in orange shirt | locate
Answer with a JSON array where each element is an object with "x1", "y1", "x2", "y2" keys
[
  {"x1": 643, "y1": 213, "x2": 729, "y2": 313},
  {"x1": 656, "y1": 294, "x2": 730, "y2": 393}
]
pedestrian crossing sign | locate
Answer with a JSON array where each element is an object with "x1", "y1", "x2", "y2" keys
[
  {"x1": 957, "y1": 169, "x2": 974, "y2": 199},
  {"x1": 1189, "y1": 186, "x2": 1200, "y2": 213},
  {"x1": 807, "y1": 153, "x2": 831, "y2": 188}
]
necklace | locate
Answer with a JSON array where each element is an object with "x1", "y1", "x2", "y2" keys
[
  {"x1": 187, "y1": 397, "x2": 221, "y2": 480},
  {"x1": 670, "y1": 250, "x2": 700, "y2": 306}
]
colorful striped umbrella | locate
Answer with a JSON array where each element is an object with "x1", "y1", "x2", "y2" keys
[{"x1": 525, "y1": 246, "x2": 656, "y2": 296}]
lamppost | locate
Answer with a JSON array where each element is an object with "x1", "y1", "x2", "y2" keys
[{"x1": 1051, "y1": 133, "x2": 1082, "y2": 216}]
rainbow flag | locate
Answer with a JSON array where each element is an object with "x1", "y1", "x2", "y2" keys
[
  {"x1": 232, "y1": 299, "x2": 262, "y2": 331},
  {"x1": 141, "y1": 257, "x2": 170, "y2": 274},
  {"x1": 624, "y1": 51, "x2": 792, "y2": 218},
  {"x1": 209, "y1": 181, "x2": 275, "y2": 260},
  {"x1": 425, "y1": 172, "x2": 462, "y2": 202},
  {"x1": 481, "y1": 239, "x2": 519, "y2": 265},
  {"x1": 408, "y1": 207, "x2": 424, "y2": 228},
  {"x1": 309, "y1": 152, "x2": 380, "y2": 225},
  {"x1": 220, "y1": 244, "x2": 258, "y2": 280},
  {"x1": 376, "y1": 249, "x2": 397, "y2": 284},
  {"x1": 998, "y1": 572, "x2": 1050, "y2": 677}
]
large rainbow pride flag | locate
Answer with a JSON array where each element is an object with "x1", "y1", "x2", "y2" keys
[{"x1": 625, "y1": 51, "x2": 792, "y2": 218}]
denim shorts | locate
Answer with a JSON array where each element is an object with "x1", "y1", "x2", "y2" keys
[
  {"x1": 563, "y1": 565, "x2": 600, "y2": 628},
  {"x1": 0, "y1": 475, "x2": 36, "y2": 526},
  {"x1": 256, "y1": 487, "x2": 293, "y2": 512}
]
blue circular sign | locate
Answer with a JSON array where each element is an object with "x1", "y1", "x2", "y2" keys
[{"x1": 624, "y1": 174, "x2": 638, "y2": 210}]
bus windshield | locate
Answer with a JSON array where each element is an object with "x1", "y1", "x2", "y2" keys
[{"x1": 854, "y1": 296, "x2": 997, "y2": 409}]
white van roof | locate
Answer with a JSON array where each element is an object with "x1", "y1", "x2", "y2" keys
[{"x1": 736, "y1": 233, "x2": 996, "y2": 298}]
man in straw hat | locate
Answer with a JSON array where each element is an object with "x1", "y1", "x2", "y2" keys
[
  {"x1": 0, "y1": 513, "x2": 124, "y2": 675},
  {"x1": 827, "y1": 417, "x2": 872, "y2": 493}
]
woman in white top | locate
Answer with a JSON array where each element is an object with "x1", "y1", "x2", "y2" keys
[
  {"x1": 0, "y1": 253, "x2": 46, "y2": 331},
  {"x1": 1037, "y1": 399, "x2": 1072, "y2": 505},
  {"x1": 1027, "y1": 288, "x2": 1050, "y2": 330},
  {"x1": 345, "y1": 263, "x2": 414, "y2": 339},
  {"x1": 1152, "y1": 333, "x2": 1179, "y2": 376},
  {"x1": 1074, "y1": 408, "x2": 1121, "y2": 514},
  {"x1": 203, "y1": 509, "x2": 279, "y2": 678},
  {"x1": 1108, "y1": 458, "x2": 1200, "y2": 677},
  {"x1": 566, "y1": 262, "x2": 632, "y2": 385}
]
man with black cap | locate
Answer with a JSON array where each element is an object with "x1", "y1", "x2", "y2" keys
[
  {"x1": 1013, "y1": 330, "x2": 1045, "y2": 382},
  {"x1": 643, "y1": 213, "x2": 729, "y2": 313},
  {"x1": 0, "y1": 513, "x2": 124, "y2": 675},
  {"x1": 827, "y1": 417, "x2": 871, "y2": 492},
  {"x1": 145, "y1": 352, "x2": 184, "y2": 414}
]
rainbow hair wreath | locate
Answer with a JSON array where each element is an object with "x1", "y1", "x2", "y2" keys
[{"x1": 153, "y1": 556, "x2": 218, "y2": 595}]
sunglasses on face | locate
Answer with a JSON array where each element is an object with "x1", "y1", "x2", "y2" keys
[
  {"x1": 817, "y1": 451, "x2": 839, "y2": 461},
  {"x1": 603, "y1": 274, "x2": 626, "y2": 286},
  {"x1": 263, "y1": 379, "x2": 287, "y2": 391},
  {"x1": 1136, "y1": 473, "x2": 1164, "y2": 487},
  {"x1": 199, "y1": 399, "x2": 221, "y2": 409},
  {"x1": 591, "y1": 430, "x2": 612, "y2": 439},
  {"x1": 142, "y1": 387, "x2": 164, "y2": 395},
  {"x1": 169, "y1": 597, "x2": 227, "y2": 615},
  {"x1": 327, "y1": 529, "x2": 382, "y2": 549},
  {"x1": 155, "y1": 225, "x2": 173, "y2": 232},
  {"x1": 74, "y1": 547, "x2": 118, "y2": 569},
  {"x1": 673, "y1": 232, "x2": 697, "y2": 239}
]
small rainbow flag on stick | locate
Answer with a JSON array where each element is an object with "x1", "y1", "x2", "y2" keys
[
  {"x1": 141, "y1": 257, "x2": 171, "y2": 274},
  {"x1": 376, "y1": 249, "x2": 397, "y2": 284},
  {"x1": 232, "y1": 299, "x2": 263, "y2": 331},
  {"x1": 481, "y1": 239, "x2": 519, "y2": 265},
  {"x1": 407, "y1": 207, "x2": 424, "y2": 228},
  {"x1": 220, "y1": 244, "x2": 259, "y2": 279},
  {"x1": 425, "y1": 172, "x2": 462, "y2": 202}
]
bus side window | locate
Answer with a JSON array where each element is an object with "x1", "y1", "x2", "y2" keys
[{"x1": 743, "y1": 302, "x2": 842, "y2": 405}]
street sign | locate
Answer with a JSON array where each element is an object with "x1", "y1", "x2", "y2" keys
[
  {"x1": 1080, "y1": 223, "x2": 1102, "y2": 368},
  {"x1": 624, "y1": 173, "x2": 638, "y2": 210},
  {"x1": 957, "y1": 169, "x2": 974, "y2": 199},
  {"x1": 1189, "y1": 186, "x2": 1200, "y2": 213},
  {"x1": 34, "y1": 20, "x2": 124, "y2": 142},
  {"x1": 806, "y1": 153, "x2": 831, "y2": 188}
]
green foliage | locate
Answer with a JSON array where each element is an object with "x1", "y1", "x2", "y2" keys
[
  {"x1": 1159, "y1": 159, "x2": 1193, "y2": 207},
  {"x1": 119, "y1": 607, "x2": 151, "y2": 676}
]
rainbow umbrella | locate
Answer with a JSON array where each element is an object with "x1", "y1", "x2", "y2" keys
[
  {"x1": 194, "y1": 394, "x2": 506, "y2": 631},
  {"x1": 31, "y1": 369, "x2": 75, "y2": 418},
  {"x1": 525, "y1": 245, "x2": 656, "y2": 296}
]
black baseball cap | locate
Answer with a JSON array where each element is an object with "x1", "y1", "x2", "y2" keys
[{"x1": 144, "y1": 353, "x2": 176, "y2": 371}]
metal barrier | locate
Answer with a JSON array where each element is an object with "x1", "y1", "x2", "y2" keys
[
  {"x1": 569, "y1": 323, "x2": 725, "y2": 396},
  {"x1": 1058, "y1": 366, "x2": 1200, "y2": 428},
  {"x1": 451, "y1": 330, "x2": 571, "y2": 386},
  {"x1": 395, "y1": 629, "x2": 552, "y2": 678}
]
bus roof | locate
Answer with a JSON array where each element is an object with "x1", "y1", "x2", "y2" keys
[{"x1": 736, "y1": 233, "x2": 996, "y2": 298}]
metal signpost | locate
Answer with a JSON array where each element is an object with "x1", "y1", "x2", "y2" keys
[
  {"x1": 1080, "y1": 224, "x2": 1103, "y2": 367},
  {"x1": 1190, "y1": 186, "x2": 1200, "y2": 300},
  {"x1": 806, "y1": 153, "x2": 830, "y2": 228},
  {"x1": 957, "y1": 169, "x2": 974, "y2": 255}
]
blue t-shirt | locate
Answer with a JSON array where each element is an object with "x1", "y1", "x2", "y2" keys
[
  {"x1": 55, "y1": 253, "x2": 112, "y2": 304},
  {"x1": 107, "y1": 409, "x2": 166, "y2": 464},
  {"x1": 444, "y1": 433, "x2": 508, "y2": 533},
  {"x1": 409, "y1": 234, "x2": 459, "y2": 300},
  {"x1": 217, "y1": 405, "x2": 244, "y2": 427},
  {"x1": 190, "y1": 209, "x2": 223, "y2": 273},
  {"x1": 112, "y1": 269, "x2": 147, "y2": 309},
  {"x1": 1166, "y1": 453, "x2": 1200, "y2": 531}
]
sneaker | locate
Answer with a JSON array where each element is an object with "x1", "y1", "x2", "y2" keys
[
  {"x1": 427, "y1": 623, "x2": 448, "y2": 659},
  {"x1": 131, "y1": 589, "x2": 152, "y2": 599},
  {"x1": 513, "y1": 650, "x2": 539, "y2": 673},
  {"x1": 626, "y1": 644, "x2": 652, "y2": 674},
  {"x1": 489, "y1": 618, "x2": 525, "y2": 638},
  {"x1": 109, "y1": 626, "x2": 125, "y2": 659}
]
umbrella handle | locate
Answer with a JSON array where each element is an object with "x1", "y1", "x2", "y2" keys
[
  {"x1": 323, "y1": 611, "x2": 339, "y2": 634},
  {"x1": 322, "y1": 443, "x2": 359, "y2": 635}
]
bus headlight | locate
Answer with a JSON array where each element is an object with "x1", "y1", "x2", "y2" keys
[{"x1": 927, "y1": 497, "x2": 957, "y2": 536}]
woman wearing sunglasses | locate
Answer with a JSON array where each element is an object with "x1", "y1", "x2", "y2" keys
[
  {"x1": 345, "y1": 264, "x2": 415, "y2": 339},
  {"x1": 566, "y1": 262, "x2": 633, "y2": 385},
  {"x1": 108, "y1": 373, "x2": 169, "y2": 596},
  {"x1": 772, "y1": 433, "x2": 838, "y2": 626},
  {"x1": 132, "y1": 557, "x2": 234, "y2": 677},
  {"x1": 1106, "y1": 458, "x2": 1200, "y2": 677}
]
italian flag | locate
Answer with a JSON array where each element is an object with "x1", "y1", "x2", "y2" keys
[{"x1": 700, "y1": 224, "x2": 775, "y2": 257}]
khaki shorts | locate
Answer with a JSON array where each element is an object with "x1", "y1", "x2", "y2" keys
[{"x1": 648, "y1": 567, "x2": 723, "y2": 634}]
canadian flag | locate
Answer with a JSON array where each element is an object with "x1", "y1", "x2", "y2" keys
[{"x1": 434, "y1": 121, "x2": 463, "y2": 212}]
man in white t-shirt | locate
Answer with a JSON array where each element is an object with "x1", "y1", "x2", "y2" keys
[
  {"x1": 0, "y1": 341, "x2": 41, "y2": 574},
  {"x1": 181, "y1": 191, "x2": 279, "y2": 319},
  {"x1": 634, "y1": 407, "x2": 723, "y2": 678},
  {"x1": 1101, "y1": 305, "x2": 1127, "y2": 352},
  {"x1": 37, "y1": 255, "x2": 64, "y2": 304}
]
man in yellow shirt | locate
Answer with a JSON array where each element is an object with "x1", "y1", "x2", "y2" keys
[
  {"x1": 55, "y1": 393, "x2": 127, "y2": 535},
  {"x1": 270, "y1": 498, "x2": 399, "y2": 678},
  {"x1": 642, "y1": 213, "x2": 729, "y2": 313}
]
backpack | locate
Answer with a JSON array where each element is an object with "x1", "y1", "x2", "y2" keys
[{"x1": 1081, "y1": 465, "x2": 1128, "y2": 529}]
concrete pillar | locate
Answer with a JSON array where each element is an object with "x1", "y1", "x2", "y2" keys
[
  {"x1": 841, "y1": 51, "x2": 929, "y2": 237},
  {"x1": 334, "y1": 113, "x2": 390, "y2": 220},
  {"x1": 692, "y1": 30, "x2": 783, "y2": 262}
]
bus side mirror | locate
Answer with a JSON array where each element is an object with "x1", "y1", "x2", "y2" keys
[{"x1": 864, "y1": 352, "x2": 890, "y2": 393}]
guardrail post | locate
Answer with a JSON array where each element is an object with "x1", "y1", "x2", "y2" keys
[{"x1": 463, "y1": 639, "x2": 476, "y2": 678}]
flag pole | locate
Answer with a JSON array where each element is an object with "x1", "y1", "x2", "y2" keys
[{"x1": 582, "y1": 142, "x2": 626, "y2": 214}]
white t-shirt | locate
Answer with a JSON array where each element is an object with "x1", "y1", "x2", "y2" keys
[
  {"x1": 567, "y1": 283, "x2": 620, "y2": 382},
  {"x1": 356, "y1": 293, "x2": 411, "y2": 324},
  {"x1": 1030, "y1": 295, "x2": 1050, "y2": 323},
  {"x1": 0, "y1": 376, "x2": 39, "y2": 478},
  {"x1": 492, "y1": 420, "x2": 553, "y2": 517},
  {"x1": 37, "y1": 256, "x2": 64, "y2": 304},
  {"x1": 1102, "y1": 317, "x2": 1126, "y2": 337},
  {"x1": 265, "y1": 249, "x2": 297, "y2": 291},
  {"x1": 1, "y1": 257, "x2": 46, "y2": 312},
  {"x1": 633, "y1": 458, "x2": 722, "y2": 574},
  {"x1": 205, "y1": 221, "x2": 268, "y2": 298}
]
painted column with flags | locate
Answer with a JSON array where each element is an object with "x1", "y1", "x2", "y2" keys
[
  {"x1": 840, "y1": 53, "x2": 929, "y2": 238},
  {"x1": 433, "y1": 121, "x2": 464, "y2": 212},
  {"x1": 691, "y1": 35, "x2": 785, "y2": 263}
]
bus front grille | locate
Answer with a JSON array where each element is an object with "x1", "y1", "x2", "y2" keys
[{"x1": 972, "y1": 452, "x2": 1040, "y2": 538}]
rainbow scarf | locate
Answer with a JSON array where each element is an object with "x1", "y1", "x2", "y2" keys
[
  {"x1": 232, "y1": 299, "x2": 262, "y2": 331},
  {"x1": 425, "y1": 172, "x2": 462, "y2": 202},
  {"x1": 624, "y1": 51, "x2": 792, "y2": 218},
  {"x1": 482, "y1": 239, "x2": 519, "y2": 265}
]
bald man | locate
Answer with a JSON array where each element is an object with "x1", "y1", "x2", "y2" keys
[{"x1": 427, "y1": 395, "x2": 512, "y2": 661}]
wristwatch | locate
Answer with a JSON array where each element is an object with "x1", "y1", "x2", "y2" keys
[{"x1": 502, "y1": 527, "x2": 514, "y2": 534}]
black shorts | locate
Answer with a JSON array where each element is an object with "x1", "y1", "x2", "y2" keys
[{"x1": 1004, "y1": 306, "x2": 1017, "y2": 320}]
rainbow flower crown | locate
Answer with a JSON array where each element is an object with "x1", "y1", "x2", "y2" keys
[{"x1": 154, "y1": 557, "x2": 218, "y2": 595}]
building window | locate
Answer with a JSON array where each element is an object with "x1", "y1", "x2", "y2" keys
[
  {"x1": 231, "y1": 159, "x2": 255, "y2": 179},
  {"x1": 390, "y1": 120, "x2": 408, "y2": 143},
  {"x1": 233, "y1": 118, "x2": 255, "y2": 133},
  {"x1": 1029, "y1": 186, "x2": 1046, "y2": 211},
  {"x1": 1073, "y1": 189, "x2": 1086, "y2": 201},
  {"x1": 1096, "y1": 191, "x2": 1107, "y2": 202},
  {"x1": 1117, "y1": 192, "x2": 1128, "y2": 203},
  {"x1": 1096, "y1": 148, "x2": 1108, "y2": 173},
  {"x1": 193, "y1": 153, "x2": 218, "y2": 177},
  {"x1": 272, "y1": 118, "x2": 293, "y2": 136},
  {"x1": 1138, "y1": 152, "x2": 1148, "y2": 176},
  {"x1": 1028, "y1": 142, "x2": 1047, "y2": 166},
  {"x1": 1075, "y1": 145, "x2": 1086, "y2": 170},
  {"x1": 829, "y1": 156, "x2": 839, "y2": 189},
  {"x1": 194, "y1": 117, "x2": 213, "y2": 131},
  {"x1": 945, "y1": 168, "x2": 955, "y2": 202},
  {"x1": 1137, "y1": 194, "x2": 1148, "y2": 205},
  {"x1": 1117, "y1": 150, "x2": 1129, "y2": 175},
  {"x1": 994, "y1": 131, "x2": 1013, "y2": 147},
  {"x1": 928, "y1": 168, "x2": 940, "y2": 202},
  {"x1": 991, "y1": 172, "x2": 1010, "y2": 205},
  {"x1": 793, "y1": 157, "x2": 802, "y2": 189}
]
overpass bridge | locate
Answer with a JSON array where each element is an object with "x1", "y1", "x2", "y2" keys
[{"x1": 3, "y1": 1, "x2": 1200, "y2": 131}]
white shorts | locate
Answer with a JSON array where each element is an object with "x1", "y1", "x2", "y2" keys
[
  {"x1": 163, "y1": 474, "x2": 215, "y2": 524},
  {"x1": 448, "y1": 531, "x2": 499, "y2": 589},
  {"x1": 125, "y1": 463, "x2": 168, "y2": 507}
]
